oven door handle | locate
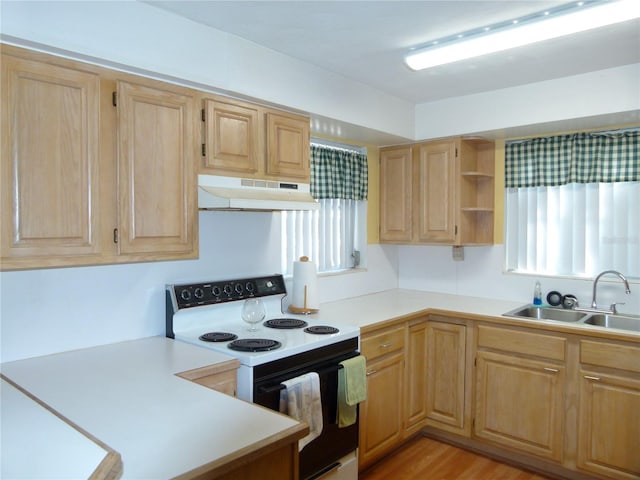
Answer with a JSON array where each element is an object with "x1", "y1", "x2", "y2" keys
[
  {"x1": 259, "y1": 383, "x2": 287, "y2": 394},
  {"x1": 258, "y1": 357, "x2": 354, "y2": 394}
]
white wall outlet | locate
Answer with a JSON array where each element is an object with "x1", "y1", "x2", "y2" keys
[{"x1": 452, "y1": 246, "x2": 464, "y2": 261}]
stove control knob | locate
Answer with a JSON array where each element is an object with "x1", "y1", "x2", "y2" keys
[
  {"x1": 266, "y1": 280, "x2": 274, "y2": 288},
  {"x1": 212, "y1": 286, "x2": 221, "y2": 297},
  {"x1": 245, "y1": 282, "x2": 254, "y2": 293},
  {"x1": 194, "y1": 287, "x2": 204, "y2": 299},
  {"x1": 223, "y1": 284, "x2": 233, "y2": 296},
  {"x1": 235, "y1": 283, "x2": 243, "y2": 294},
  {"x1": 180, "y1": 289, "x2": 191, "y2": 301}
]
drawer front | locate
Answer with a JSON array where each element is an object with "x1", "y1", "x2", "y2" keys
[
  {"x1": 580, "y1": 339, "x2": 640, "y2": 373},
  {"x1": 361, "y1": 325, "x2": 405, "y2": 360},
  {"x1": 194, "y1": 370, "x2": 238, "y2": 396},
  {"x1": 477, "y1": 325, "x2": 565, "y2": 361}
]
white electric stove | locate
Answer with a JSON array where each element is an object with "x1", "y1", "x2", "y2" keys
[{"x1": 166, "y1": 274, "x2": 360, "y2": 397}]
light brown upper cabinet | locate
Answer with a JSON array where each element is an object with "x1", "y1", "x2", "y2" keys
[
  {"x1": 1, "y1": 46, "x2": 198, "y2": 270},
  {"x1": 201, "y1": 95, "x2": 310, "y2": 183},
  {"x1": 265, "y1": 111, "x2": 310, "y2": 180},
  {"x1": 202, "y1": 97, "x2": 260, "y2": 176},
  {"x1": 379, "y1": 137, "x2": 495, "y2": 246},
  {"x1": 1, "y1": 48, "x2": 103, "y2": 268},
  {"x1": 116, "y1": 78, "x2": 198, "y2": 257},
  {"x1": 379, "y1": 146, "x2": 412, "y2": 242}
]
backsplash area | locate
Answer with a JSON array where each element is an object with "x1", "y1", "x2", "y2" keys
[
  {"x1": 398, "y1": 244, "x2": 640, "y2": 316},
  {"x1": 0, "y1": 212, "x2": 396, "y2": 363}
]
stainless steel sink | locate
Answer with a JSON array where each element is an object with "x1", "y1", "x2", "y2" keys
[
  {"x1": 503, "y1": 306, "x2": 588, "y2": 322},
  {"x1": 583, "y1": 314, "x2": 640, "y2": 333}
]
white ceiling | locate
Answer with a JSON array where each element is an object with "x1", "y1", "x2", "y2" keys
[{"x1": 144, "y1": 0, "x2": 640, "y2": 105}]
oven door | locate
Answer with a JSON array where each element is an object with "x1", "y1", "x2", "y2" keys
[{"x1": 253, "y1": 350, "x2": 359, "y2": 480}]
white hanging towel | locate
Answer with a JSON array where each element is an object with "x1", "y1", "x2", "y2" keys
[{"x1": 279, "y1": 372, "x2": 323, "y2": 451}]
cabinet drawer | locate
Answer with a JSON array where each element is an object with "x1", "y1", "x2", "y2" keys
[
  {"x1": 361, "y1": 325, "x2": 405, "y2": 361},
  {"x1": 477, "y1": 325, "x2": 565, "y2": 361},
  {"x1": 580, "y1": 339, "x2": 640, "y2": 373}
]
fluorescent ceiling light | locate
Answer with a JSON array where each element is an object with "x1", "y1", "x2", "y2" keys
[{"x1": 405, "y1": 0, "x2": 640, "y2": 71}]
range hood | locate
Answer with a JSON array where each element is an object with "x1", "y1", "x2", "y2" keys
[{"x1": 198, "y1": 174, "x2": 319, "y2": 211}]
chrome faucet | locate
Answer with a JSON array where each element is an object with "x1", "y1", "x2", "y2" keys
[{"x1": 591, "y1": 270, "x2": 631, "y2": 313}]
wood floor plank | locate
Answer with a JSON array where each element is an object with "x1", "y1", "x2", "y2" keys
[{"x1": 359, "y1": 436, "x2": 552, "y2": 480}]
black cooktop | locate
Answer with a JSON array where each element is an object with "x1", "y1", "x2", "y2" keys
[{"x1": 228, "y1": 338, "x2": 282, "y2": 352}]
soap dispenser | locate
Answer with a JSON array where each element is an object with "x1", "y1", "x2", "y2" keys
[{"x1": 533, "y1": 281, "x2": 543, "y2": 306}]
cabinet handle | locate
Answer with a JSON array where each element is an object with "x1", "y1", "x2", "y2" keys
[
  {"x1": 380, "y1": 342, "x2": 392, "y2": 348},
  {"x1": 584, "y1": 375, "x2": 601, "y2": 381},
  {"x1": 543, "y1": 367, "x2": 559, "y2": 373},
  {"x1": 366, "y1": 369, "x2": 377, "y2": 376}
]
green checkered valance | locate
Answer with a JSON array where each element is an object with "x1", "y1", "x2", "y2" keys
[
  {"x1": 311, "y1": 144, "x2": 368, "y2": 200},
  {"x1": 505, "y1": 130, "x2": 640, "y2": 188}
]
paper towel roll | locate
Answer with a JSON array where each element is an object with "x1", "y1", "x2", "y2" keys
[{"x1": 289, "y1": 256, "x2": 319, "y2": 313}]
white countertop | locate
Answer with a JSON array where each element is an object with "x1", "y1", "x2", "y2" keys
[
  {"x1": 1, "y1": 378, "x2": 117, "y2": 479},
  {"x1": 0, "y1": 337, "x2": 301, "y2": 479},
  {"x1": 309, "y1": 289, "x2": 640, "y2": 341}
]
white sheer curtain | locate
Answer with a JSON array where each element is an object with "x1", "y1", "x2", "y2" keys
[
  {"x1": 505, "y1": 182, "x2": 640, "y2": 279},
  {"x1": 281, "y1": 199, "x2": 366, "y2": 275}
]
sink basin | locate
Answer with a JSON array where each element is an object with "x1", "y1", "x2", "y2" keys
[
  {"x1": 504, "y1": 306, "x2": 588, "y2": 322},
  {"x1": 583, "y1": 314, "x2": 640, "y2": 332}
]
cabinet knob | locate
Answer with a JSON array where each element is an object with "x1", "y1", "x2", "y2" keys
[
  {"x1": 366, "y1": 369, "x2": 377, "y2": 376},
  {"x1": 584, "y1": 375, "x2": 601, "y2": 381},
  {"x1": 543, "y1": 367, "x2": 559, "y2": 373},
  {"x1": 380, "y1": 342, "x2": 392, "y2": 348}
]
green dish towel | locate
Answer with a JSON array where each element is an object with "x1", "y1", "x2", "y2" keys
[{"x1": 337, "y1": 356, "x2": 367, "y2": 428}]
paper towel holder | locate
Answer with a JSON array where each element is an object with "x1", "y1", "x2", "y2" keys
[{"x1": 288, "y1": 256, "x2": 319, "y2": 314}]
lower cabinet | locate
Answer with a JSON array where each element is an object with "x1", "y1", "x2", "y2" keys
[
  {"x1": 176, "y1": 359, "x2": 240, "y2": 397},
  {"x1": 577, "y1": 339, "x2": 640, "y2": 480},
  {"x1": 425, "y1": 319, "x2": 469, "y2": 435},
  {"x1": 359, "y1": 352, "x2": 405, "y2": 469},
  {"x1": 474, "y1": 325, "x2": 566, "y2": 462},
  {"x1": 475, "y1": 350, "x2": 565, "y2": 461},
  {"x1": 404, "y1": 319, "x2": 427, "y2": 437}
]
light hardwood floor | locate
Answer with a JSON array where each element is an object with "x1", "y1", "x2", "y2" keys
[{"x1": 359, "y1": 436, "x2": 552, "y2": 480}]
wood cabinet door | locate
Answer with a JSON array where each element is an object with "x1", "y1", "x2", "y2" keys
[
  {"x1": 116, "y1": 80, "x2": 197, "y2": 257},
  {"x1": 425, "y1": 321, "x2": 466, "y2": 433},
  {"x1": 475, "y1": 351, "x2": 565, "y2": 462},
  {"x1": 415, "y1": 141, "x2": 456, "y2": 244},
  {"x1": 405, "y1": 321, "x2": 427, "y2": 436},
  {"x1": 359, "y1": 353, "x2": 404, "y2": 470},
  {"x1": 203, "y1": 98, "x2": 260, "y2": 176},
  {"x1": 577, "y1": 371, "x2": 640, "y2": 479},
  {"x1": 379, "y1": 147, "x2": 412, "y2": 243},
  {"x1": 1, "y1": 53, "x2": 101, "y2": 267},
  {"x1": 265, "y1": 111, "x2": 310, "y2": 181}
]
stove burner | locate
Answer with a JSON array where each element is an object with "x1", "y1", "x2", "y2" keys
[
  {"x1": 304, "y1": 325, "x2": 339, "y2": 335},
  {"x1": 199, "y1": 332, "x2": 238, "y2": 342},
  {"x1": 264, "y1": 318, "x2": 309, "y2": 329},
  {"x1": 228, "y1": 338, "x2": 282, "y2": 352}
]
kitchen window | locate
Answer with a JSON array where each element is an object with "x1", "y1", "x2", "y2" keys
[
  {"x1": 281, "y1": 140, "x2": 368, "y2": 275},
  {"x1": 504, "y1": 129, "x2": 640, "y2": 279}
]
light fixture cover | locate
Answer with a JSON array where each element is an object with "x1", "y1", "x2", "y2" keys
[{"x1": 405, "y1": 0, "x2": 640, "y2": 71}]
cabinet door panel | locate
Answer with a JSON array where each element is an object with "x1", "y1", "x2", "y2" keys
[
  {"x1": 416, "y1": 141, "x2": 456, "y2": 243},
  {"x1": 359, "y1": 353, "x2": 404, "y2": 469},
  {"x1": 117, "y1": 80, "x2": 197, "y2": 256},
  {"x1": 578, "y1": 371, "x2": 640, "y2": 479},
  {"x1": 265, "y1": 112, "x2": 310, "y2": 180},
  {"x1": 1, "y1": 54, "x2": 100, "y2": 262},
  {"x1": 426, "y1": 322, "x2": 466, "y2": 432},
  {"x1": 379, "y1": 147, "x2": 412, "y2": 242},
  {"x1": 475, "y1": 351, "x2": 564, "y2": 461},
  {"x1": 203, "y1": 99, "x2": 260, "y2": 176},
  {"x1": 405, "y1": 321, "x2": 427, "y2": 435}
]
